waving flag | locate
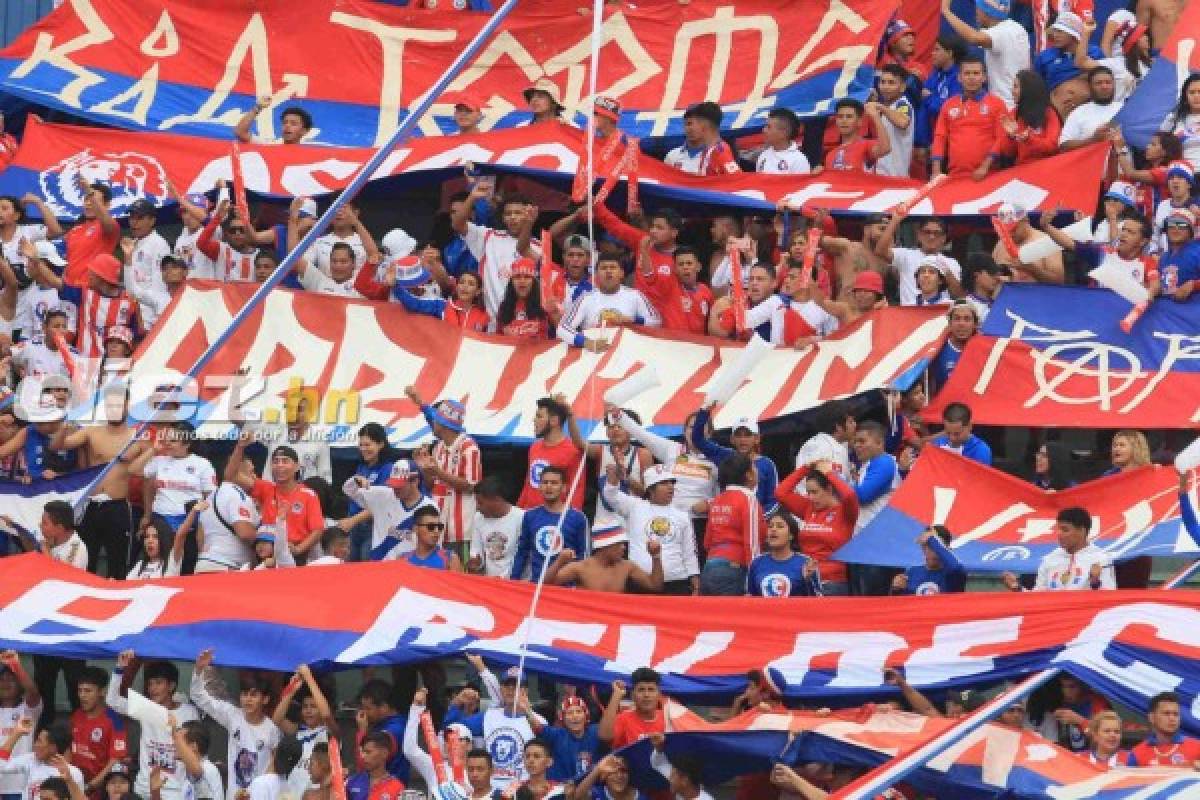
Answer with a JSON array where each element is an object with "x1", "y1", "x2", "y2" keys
[
  {"x1": 0, "y1": 0, "x2": 896, "y2": 146},
  {"x1": 0, "y1": 467, "x2": 104, "y2": 538},
  {"x1": 1115, "y1": 0, "x2": 1200, "y2": 147},
  {"x1": 614, "y1": 704, "x2": 1200, "y2": 800},
  {"x1": 8, "y1": 555, "x2": 1200, "y2": 733},
  {"x1": 123, "y1": 282, "x2": 947, "y2": 443},
  {"x1": 926, "y1": 284, "x2": 1200, "y2": 428},
  {"x1": 0, "y1": 118, "x2": 1115, "y2": 222},
  {"x1": 835, "y1": 447, "x2": 1200, "y2": 573}
]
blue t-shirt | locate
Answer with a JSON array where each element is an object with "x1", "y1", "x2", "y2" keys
[
  {"x1": 542, "y1": 723, "x2": 603, "y2": 782},
  {"x1": 747, "y1": 553, "x2": 822, "y2": 597},
  {"x1": 930, "y1": 433, "x2": 993, "y2": 466},
  {"x1": 373, "y1": 713, "x2": 410, "y2": 783},
  {"x1": 901, "y1": 536, "x2": 967, "y2": 595},
  {"x1": 404, "y1": 547, "x2": 450, "y2": 569},
  {"x1": 929, "y1": 340, "x2": 962, "y2": 392},
  {"x1": 510, "y1": 504, "x2": 589, "y2": 581},
  {"x1": 1034, "y1": 45, "x2": 1103, "y2": 90},
  {"x1": 270, "y1": 223, "x2": 304, "y2": 290},
  {"x1": 24, "y1": 425, "x2": 77, "y2": 479},
  {"x1": 1160, "y1": 241, "x2": 1200, "y2": 292},
  {"x1": 691, "y1": 408, "x2": 779, "y2": 513}
]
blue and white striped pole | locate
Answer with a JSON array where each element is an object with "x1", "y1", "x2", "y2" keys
[{"x1": 74, "y1": 0, "x2": 523, "y2": 506}]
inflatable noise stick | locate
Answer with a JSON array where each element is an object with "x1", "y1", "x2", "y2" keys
[{"x1": 703, "y1": 333, "x2": 773, "y2": 408}]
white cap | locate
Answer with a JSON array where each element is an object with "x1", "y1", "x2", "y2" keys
[
  {"x1": 33, "y1": 241, "x2": 66, "y2": 267},
  {"x1": 733, "y1": 416, "x2": 760, "y2": 435},
  {"x1": 297, "y1": 198, "x2": 318, "y2": 218},
  {"x1": 381, "y1": 228, "x2": 417, "y2": 259},
  {"x1": 1050, "y1": 11, "x2": 1084, "y2": 39},
  {"x1": 592, "y1": 523, "x2": 630, "y2": 549},
  {"x1": 643, "y1": 464, "x2": 677, "y2": 488},
  {"x1": 917, "y1": 254, "x2": 945, "y2": 273}
]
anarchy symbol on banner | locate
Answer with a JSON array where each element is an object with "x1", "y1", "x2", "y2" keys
[{"x1": 1026, "y1": 340, "x2": 1143, "y2": 411}]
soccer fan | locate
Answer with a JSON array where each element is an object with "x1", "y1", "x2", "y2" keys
[
  {"x1": 1126, "y1": 692, "x2": 1200, "y2": 766},
  {"x1": 404, "y1": 388, "x2": 481, "y2": 560},
  {"x1": 1059, "y1": 67, "x2": 1124, "y2": 151},
  {"x1": 545, "y1": 523, "x2": 663, "y2": 593},
  {"x1": 525, "y1": 695, "x2": 603, "y2": 785},
  {"x1": 930, "y1": 56, "x2": 1006, "y2": 179},
  {"x1": 1089, "y1": 180, "x2": 1139, "y2": 246},
  {"x1": 746, "y1": 512, "x2": 822, "y2": 597},
  {"x1": 517, "y1": 396, "x2": 586, "y2": 511},
  {"x1": 342, "y1": 459, "x2": 436, "y2": 562},
  {"x1": 195, "y1": 199, "x2": 258, "y2": 282},
  {"x1": 1042, "y1": 212, "x2": 1158, "y2": 293},
  {"x1": 813, "y1": 271, "x2": 886, "y2": 327},
  {"x1": 690, "y1": 407, "x2": 778, "y2": 512},
  {"x1": 649, "y1": 734, "x2": 712, "y2": 800},
  {"x1": 107, "y1": 651, "x2": 200, "y2": 800},
  {"x1": 775, "y1": 461, "x2": 858, "y2": 596},
  {"x1": 638, "y1": 241, "x2": 711, "y2": 335},
  {"x1": 8, "y1": 238, "x2": 73, "y2": 344},
  {"x1": 609, "y1": 407, "x2": 718, "y2": 523},
  {"x1": 940, "y1": 0, "x2": 1030, "y2": 108},
  {"x1": 1111, "y1": 130, "x2": 1180, "y2": 221},
  {"x1": 1034, "y1": 12, "x2": 1100, "y2": 111},
  {"x1": 795, "y1": 400, "x2": 856, "y2": 479},
  {"x1": 493, "y1": 258, "x2": 551, "y2": 339},
  {"x1": 29, "y1": 253, "x2": 137, "y2": 360},
  {"x1": 523, "y1": 79, "x2": 564, "y2": 125},
  {"x1": 598, "y1": 670, "x2": 665, "y2": 750},
  {"x1": 876, "y1": 214, "x2": 962, "y2": 306},
  {"x1": 191, "y1": 482, "x2": 258, "y2": 574},
  {"x1": 445, "y1": 668, "x2": 542, "y2": 791},
  {"x1": 1157, "y1": 209, "x2": 1200, "y2": 300},
  {"x1": 467, "y1": 477, "x2": 524, "y2": 577},
  {"x1": 0, "y1": 652, "x2": 43, "y2": 800},
  {"x1": 814, "y1": 213, "x2": 891, "y2": 296},
  {"x1": 511, "y1": 465, "x2": 589, "y2": 581},
  {"x1": 189, "y1": 649, "x2": 281, "y2": 800},
  {"x1": 915, "y1": 34, "x2": 965, "y2": 173},
  {"x1": 505, "y1": 739, "x2": 565, "y2": 799},
  {"x1": 873, "y1": 65, "x2": 915, "y2": 177},
  {"x1": 62, "y1": 183, "x2": 119, "y2": 289},
  {"x1": 346, "y1": 732, "x2": 405, "y2": 800},
  {"x1": 226, "y1": 436, "x2": 325, "y2": 564},
  {"x1": 451, "y1": 183, "x2": 540, "y2": 320},
  {"x1": 1086, "y1": 711, "x2": 1129, "y2": 768},
  {"x1": 0, "y1": 718, "x2": 83, "y2": 800},
  {"x1": 1151, "y1": 161, "x2": 1197, "y2": 250},
  {"x1": 1075, "y1": 17, "x2": 1151, "y2": 102},
  {"x1": 709, "y1": 263, "x2": 803, "y2": 343},
  {"x1": 352, "y1": 680, "x2": 409, "y2": 786},
  {"x1": 755, "y1": 108, "x2": 810, "y2": 174},
  {"x1": 0, "y1": 194, "x2": 62, "y2": 279},
  {"x1": 558, "y1": 253, "x2": 661, "y2": 347},
  {"x1": 399, "y1": 688, "x2": 474, "y2": 796},
  {"x1": 450, "y1": 93, "x2": 483, "y2": 134},
  {"x1": 1002, "y1": 506, "x2": 1115, "y2": 591},
  {"x1": 135, "y1": 421, "x2": 216, "y2": 554},
  {"x1": 600, "y1": 463, "x2": 699, "y2": 595},
  {"x1": 394, "y1": 270, "x2": 489, "y2": 331},
  {"x1": 161, "y1": 716, "x2": 223, "y2": 800},
  {"x1": 879, "y1": 17, "x2": 926, "y2": 88},
  {"x1": 1049, "y1": 674, "x2": 1110, "y2": 753},
  {"x1": 574, "y1": 755, "x2": 643, "y2": 800},
  {"x1": 849, "y1": 420, "x2": 899, "y2": 532},
  {"x1": 929, "y1": 300, "x2": 980, "y2": 391},
  {"x1": 700, "y1": 453, "x2": 766, "y2": 596},
  {"x1": 822, "y1": 99, "x2": 890, "y2": 172},
  {"x1": 890, "y1": 526, "x2": 967, "y2": 595},
  {"x1": 664, "y1": 102, "x2": 740, "y2": 176},
  {"x1": 120, "y1": 199, "x2": 170, "y2": 328},
  {"x1": 245, "y1": 737, "x2": 301, "y2": 800},
  {"x1": 399, "y1": 507, "x2": 464, "y2": 571},
  {"x1": 992, "y1": 203, "x2": 1065, "y2": 283},
  {"x1": 1162, "y1": 74, "x2": 1200, "y2": 167},
  {"x1": 235, "y1": 101, "x2": 313, "y2": 144},
  {"x1": 930, "y1": 402, "x2": 993, "y2": 465},
  {"x1": 68, "y1": 667, "x2": 126, "y2": 798},
  {"x1": 987, "y1": 71, "x2": 1062, "y2": 168},
  {"x1": 271, "y1": 666, "x2": 336, "y2": 800},
  {"x1": 589, "y1": 413, "x2": 653, "y2": 528}
]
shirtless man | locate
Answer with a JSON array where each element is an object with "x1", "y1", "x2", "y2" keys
[
  {"x1": 50, "y1": 389, "x2": 148, "y2": 577},
  {"x1": 816, "y1": 213, "x2": 891, "y2": 298},
  {"x1": 814, "y1": 270, "x2": 887, "y2": 327},
  {"x1": 1138, "y1": 0, "x2": 1187, "y2": 52},
  {"x1": 991, "y1": 203, "x2": 1065, "y2": 284},
  {"x1": 544, "y1": 526, "x2": 664, "y2": 593}
]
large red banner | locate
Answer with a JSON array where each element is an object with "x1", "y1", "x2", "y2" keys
[
  {"x1": 124, "y1": 282, "x2": 946, "y2": 442},
  {"x1": 0, "y1": 0, "x2": 897, "y2": 146},
  {"x1": 0, "y1": 117, "x2": 1115, "y2": 222}
]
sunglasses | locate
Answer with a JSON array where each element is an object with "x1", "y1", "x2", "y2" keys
[{"x1": 418, "y1": 522, "x2": 445, "y2": 531}]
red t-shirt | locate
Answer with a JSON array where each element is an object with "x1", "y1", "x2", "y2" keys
[
  {"x1": 1127, "y1": 734, "x2": 1200, "y2": 766},
  {"x1": 518, "y1": 436, "x2": 584, "y2": 510},
  {"x1": 251, "y1": 479, "x2": 325, "y2": 544},
  {"x1": 69, "y1": 707, "x2": 127, "y2": 785},
  {"x1": 64, "y1": 219, "x2": 119, "y2": 287},
  {"x1": 636, "y1": 265, "x2": 713, "y2": 334},
  {"x1": 611, "y1": 708, "x2": 665, "y2": 750},
  {"x1": 824, "y1": 139, "x2": 878, "y2": 172}
]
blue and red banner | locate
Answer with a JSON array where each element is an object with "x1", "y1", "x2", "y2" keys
[
  {"x1": 0, "y1": 117, "x2": 1116, "y2": 221},
  {"x1": 616, "y1": 703, "x2": 1200, "y2": 799},
  {"x1": 926, "y1": 284, "x2": 1200, "y2": 428},
  {"x1": 0, "y1": 0, "x2": 897, "y2": 146},
  {"x1": 836, "y1": 447, "x2": 1200, "y2": 573},
  {"x1": 1114, "y1": 0, "x2": 1200, "y2": 148},
  {"x1": 0, "y1": 467, "x2": 102, "y2": 539},
  {"x1": 6, "y1": 555, "x2": 1200, "y2": 734}
]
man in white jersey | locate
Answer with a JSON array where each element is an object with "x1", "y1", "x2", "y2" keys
[
  {"x1": 341, "y1": 460, "x2": 437, "y2": 561},
  {"x1": 601, "y1": 464, "x2": 700, "y2": 595},
  {"x1": 755, "y1": 108, "x2": 811, "y2": 174},
  {"x1": 940, "y1": 0, "x2": 1030, "y2": 107},
  {"x1": 107, "y1": 652, "x2": 200, "y2": 800},
  {"x1": 195, "y1": 199, "x2": 258, "y2": 283},
  {"x1": 0, "y1": 719, "x2": 83, "y2": 800},
  {"x1": 162, "y1": 717, "x2": 224, "y2": 800},
  {"x1": 193, "y1": 483, "x2": 259, "y2": 573},
  {"x1": 468, "y1": 478, "x2": 524, "y2": 578},
  {"x1": 189, "y1": 650, "x2": 281, "y2": 800},
  {"x1": 0, "y1": 652, "x2": 42, "y2": 800},
  {"x1": 121, "y1": 200, "x2": 172, "y2": 328},
  {"x1": 872, "y1": 65, "x2": 916, "y2": 177},
  {"x1": 450, "y1": 183, "x2": 540, "y2": 319},
  {"x1": 557, "y1": 254, "x2": 661, "y2": 347},
  {"x1": 170, "y1": 192, "x2": 220, "y2": 279},
  {"x1": 1003, "y1": 507, "x2": 1116, "y2": 591},
  {"x1": 307, "y1": 200, "x2": 367, "y2": 276}
]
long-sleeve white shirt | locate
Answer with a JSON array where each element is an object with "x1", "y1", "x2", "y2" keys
[
  {"x1": 106, "y1": 681, "x2": 199, "y2": 800},
  {"x1": 1034, "y1": 544, "x2": 1116, "y2": 590},
  {"x1": 189, "y1": 669, "x2": 282, "y2": 800},
  {"x1": 601, "y1": 481, "x2": 699, "y2": 583},
  {"x1": 557, "y1": 286, "x2": 661, "y2": 345},
  {"x1": 615, "y1": 412, "x2": 717, "y2": 519}
]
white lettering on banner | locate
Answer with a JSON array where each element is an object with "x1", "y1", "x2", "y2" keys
[
  {"x1": 779, "y1": 320, "x2": 874, "y2": 415},
  {"x1": 238, "y1": 291, "x2": 337, "y2": 421},
  {"x1": 948, "y1": 180, "x2": 1050, "y2": 216},
  {"x1": 0, "y1": 581, "x2": 179, "y2": 644},
  {"x1": 402, "y1": 143, "x2": 494, "y2": 174},
  {"x1": 141, "y1": 10, "x2": 180, "y2": 58},
  {"x1": 479, "y1": 617, "x2": 607, "y2": 661},
  {"x1": 603, "y1": 626, "x2": 736, "y2": 674},
  {"x1": 279, "y1": 159, "x2": 363, "y2": 197},
  {"x1": 854, "y1": 316, "x2": 947, "y2": 392},
  {"x1": 770, "y1": 0, "x2": 869, "y2": 100},
  {"x1": 1115, "y1": 332, "x2": 1200, "y2": 414},
  {"x1": 1055, "y1": 603, "x2": 1200, "y2": 702},
  {"x1": 904, "y1": 618, "x2": 1023, "y2": 686},
  {"x1": 336, "y1": 588, "x2": 495, "y2": 663},
  {"x1": 714, "y1": 347, "x2": 798, "y2": 426},
  {"x1": 540, "y1": 13, "x2": 663, "y2": 119},
  {"x1": 927, "y1": 725, "x2": 1022, "y2": 786},
  {"x1": 326, "y1": 304, "x2": 424, "y2": 426},
  {"x1": 469, "y1": 344, "x2": 571, "y2": 440},
  {"x1": 10, "y1": 0, "x2": 114, "y2": 107},
  {"x1": 131, "y1": 286, "x2": 234, "y2": 377},
  {"x1": 437, "y1": 337, "x2": 523, "y2": 437},
  {"x1": 768, "y1": 631, "x2": 907, "y2": 690},
  {"x1": 1046, "y1": 772, "x2": 1200, "y2": 800},
  {"x1": 494, "y1": 144, "x2": 579, "y2": 173},
  {"x1": 187, "y1": 153, "x2": 272, "y2": 195},
  {"x1": 438, "y1": 30, "x2": 542, "y2": 133},
  {"x1": 328, "y1": 12, "x2": 457, "y2": 147}
]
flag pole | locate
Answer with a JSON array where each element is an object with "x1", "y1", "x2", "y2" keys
[{"x1": 71, "y1": 0, "x2": 523, "y2": 508}]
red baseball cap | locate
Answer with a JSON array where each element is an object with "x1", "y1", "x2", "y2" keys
[
  {"x1": 852, "y1": 271, "x2": 884, "y2": 295},
  {"x1": 448, "y1": 92, "x2": 482, "y2": 112},
  {"x1": 88, "y1": 253, "x2": 122, "y2": 285}
]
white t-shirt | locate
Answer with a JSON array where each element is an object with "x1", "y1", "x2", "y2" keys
[
  {"x1": 892, "y1": 247, "x2": 962, "y2": 307},
  {"x1": 247, "y1": 773, "x2": 289, "y2": 800},
  {"x1": 16, "y1": 284, "x2": 74, "y2": 340},
  {"x1": 0, "y1": 224, "x2": 48, "y2": 273},
  {"x1": 190, "y1": 672, "x2": 283, "y2": 800},
  {"x1": 470, "y1": 506, "x2": 524, "y2": 578},
  {"x1": 145, "y1": 455, "x2": 217, "y2": 516},
  {"x1": 600, "y1": 485, "x2": 699, "y2": 583},
  {"x1": 0, "y1": 753, "x2": 84, "y2": 800},
  {"x1": 875, "y1": 96, "x2": 915, "y2": 178},
  {"x1": 791, "y1": 298, "x2": 839, "y2": 336},
  {"x1": 756, "y1": 143, "x2": 811, "y2": 175},
  {"x1": 198, "y1": 482, "x2": 259, "y2": 570},
  {"x1": 174, "y1": 226, "x2": 221, "y2": 280},
  {"x1": 463, "y1": 222, "x2": 541, "y2": 320},
  {"x1": 173, "y1": 758, "x2": 225, "y2": 800},
  {"x1": 1034, "y1": 543, "x2": 1116, "y2": 590},
  {"x1": 299, "y1": 265, "x2": 362, "y2": 298},
  {"x1": 794, "y1": 432, "x2": 852, "y2": 478},
  {"x1": 1164, "y1": 111, "x2": 1200, "y2": 168},
  {"x1": 0, "y1": 699, "x2": 43, "y2": 795},
  {"x1": 984, "y1": 19, "x2": 1032, "y2": 107},
  {"x1": 106, "y1": 681, "x2": 201, "y2": 800},
  {"x1": 50, "y1": 533, "x2": 88, "y2": 569},
  {"x1": 558, "y1": 286, "x2": 662, "y2": 342},
  {"x1": 287, "y1": 725, "x2": 327, "y2": 800},
  {"x1": 342, "y1": 480, "x2": 435, "y2": 561},
  {"x1": 126, "y1": 231, "x2": 172, "y2": 317},
  {"x1": 309, "y1": 232, "x2": 365, "y2": 277},
  {"x1": 1059, "y1": 100, "x2": 1124, "y2": 145},
  {"x1": 11, "y1": 339, "x2": 68, "y2": 381}
]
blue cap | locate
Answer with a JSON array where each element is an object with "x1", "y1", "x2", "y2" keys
[
  {"x1": 976, "y1": 0, "x2": 1011, "y2": 18},
  {"x1": 432, "y1": 399, "x2": 465, "y2": 433},
  {"x1": 255, "y1": 525, "x2": 277, "y2": 544}
]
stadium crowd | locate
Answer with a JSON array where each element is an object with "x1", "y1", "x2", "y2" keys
[{"x1": 0, "y1": 0, "x2": 1199, "y2": 797}]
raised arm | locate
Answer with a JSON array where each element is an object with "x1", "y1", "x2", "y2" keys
[
  {"x1": 626, "y1": 540, "x2": 665, "y2": 592},
  {"x1": 22, "y1": 194, "x2": 63, "y2": 239},
  {"x1": 940, "y1": 0, "x2": 992, "y2": 47},
  {"x1": 235, "y1": 97, "x2": 270, "y2": 143},
  {"x1": 401, "y1": 691, "x2": 438, "y2": 791},
  {"x1": 453, "y1": 184, "x2": 490, "y2": 235},
  {"x1": 875, "y1": 209, "x2": 904, "y2": 264},
  {"x1": 0, "y1": 651, "x2": 39, "y2": 709},
  {"x1": 597, "y1": 680, "x2": 626, "y2": 743}
]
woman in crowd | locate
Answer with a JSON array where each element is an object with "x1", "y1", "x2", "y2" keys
[
  {"x1": 394, "y1": 270, "x2": 490, "y2": 332},
  {"x1": 774, "y1": 460, "x2": 859, "y2": 596},
  {"x1": 1162, "y1": 74, "x2": 1200, "y2": 166},
  {"x1": 1085, "y1": 710, "x2": 1129, "y2": 769},
  {"x1": 340, "y1": 422, "x2": 400, "y2": 562},
  {"x1": 494, "y1": 258, "x2": 550, "y2": 339},
  {"x1": 1031, "y1": 441, "x2": 1075, "y2": 490},
  {"x1": 1106, "y1": 429, "x2": 1153, "y2": 588},
  {"x1": 991, "y1": 71, "x2": 1061, "y2": 167}
]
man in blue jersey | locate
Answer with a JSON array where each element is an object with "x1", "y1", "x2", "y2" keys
[
  {"x1": 891, "y1": 526, "x2": 967, "y2": 595},
  {"x1": 401, "y1": 507, "x2": 464, "y2": 572},
  {"x1": 510, "y1": 466, "x2": 588, "y2": 582},
  {"x1": 930, "y1": 402, "x2": 993, "y2": 465}
]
